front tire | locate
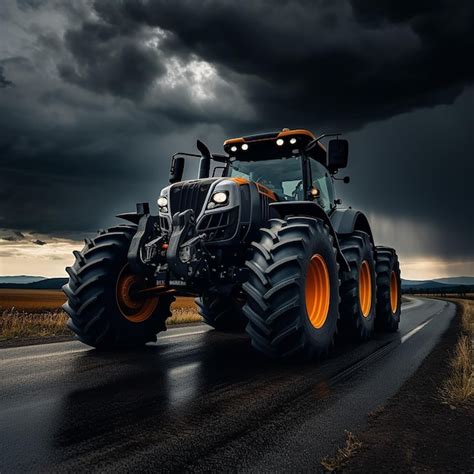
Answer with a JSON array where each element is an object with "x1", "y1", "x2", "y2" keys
[
  {"x1": 243, "y1": 217, "x2": 340, "y2": 359},
  {"x1": 63, "y1": 225, "x2": 174, "y2": 349}
]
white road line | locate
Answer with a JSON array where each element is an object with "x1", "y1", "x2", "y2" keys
[
  {"x1": 401, "y1": 317, "x2": 433, "y2": 343},
  {"x1": 159, "y1": 329, "x2": 209, "y2": 340},
  {"x1": 0, "y1": 328, "x2": 210, "y2": 363},
  {"x1": 0, "y1": 348, "x2": 90, "y2": 363}
]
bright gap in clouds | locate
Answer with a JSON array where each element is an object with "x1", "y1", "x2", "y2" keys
[{"x1": 157, "y1": 57, "x2": 220, "y2": 102}]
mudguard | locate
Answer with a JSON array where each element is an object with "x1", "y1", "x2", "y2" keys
[
  {"x1": 330, "y1": 208, "x2": 374, "y2": 244},
  {"x1": 117, "y1": 212, "x2": 141, "y2": 224},
  {"x1": 269, "y1": 201, "x2": 350, "y2": 272}
]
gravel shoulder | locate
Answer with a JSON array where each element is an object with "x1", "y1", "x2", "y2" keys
[{"x1": 342, "y1": 300, "x2": 473, "y2": 473}]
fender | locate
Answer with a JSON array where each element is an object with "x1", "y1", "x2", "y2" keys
[
  {"x1": 330, "y1": 208, "x2": 374, "y2": 244},
  {"x1": 269, "y1": 201, "x2": 350, "y2": 272},
  {"x1": 116, "y1": 212, "x2": 141, "y2": 224}
]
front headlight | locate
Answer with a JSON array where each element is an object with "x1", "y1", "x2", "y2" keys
[
  {"x1": 212, "y1": 191, "x2": 228, "y2": 204},
  {"x1": 157, "y1": 196, "x2": 168, "y2": 207}
]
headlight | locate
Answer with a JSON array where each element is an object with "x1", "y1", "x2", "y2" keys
[
  {"x1": 157, "y1": 196, "x2": 168, "y2": 207},
  {"x1": 212, "y1": 191, "x2": 228, "y2": 204}
]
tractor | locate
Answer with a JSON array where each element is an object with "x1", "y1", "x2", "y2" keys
[{"x1": 63, "y1": 128, "x2": 401, "y2": 358}]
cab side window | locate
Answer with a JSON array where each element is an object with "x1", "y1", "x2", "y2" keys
[{"x1": 311, "y1": 160, "x2": 335, "y2": 212}]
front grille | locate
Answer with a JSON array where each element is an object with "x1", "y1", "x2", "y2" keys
[
  {"x1": 169, "y1": 180, "x2": 213, "y2": 218},
  {"x1": 197, "y1": 208, "x2": 239, "y2": 241}
]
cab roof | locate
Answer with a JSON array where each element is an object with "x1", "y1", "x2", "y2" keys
[{"x1": 223, "y1": 128, "x2": 326, "y2": 163}]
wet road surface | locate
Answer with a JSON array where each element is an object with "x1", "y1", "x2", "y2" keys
[{"x1": 0, "y1": 297, "x2": 455, "y2": 472}]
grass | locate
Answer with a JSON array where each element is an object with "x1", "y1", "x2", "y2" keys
[
  {"x1": 0, "y1": 309, "x2": 70, "y2": 340},
  {"x1": 439, "y1": 298, "x2": 474, "y2": 404},
  {"x1": 320, "y1": 431, "x2": 362, "y2": 472},
  {"x1": 0, "y1": 289, "x2": 202, "y2": 342}
]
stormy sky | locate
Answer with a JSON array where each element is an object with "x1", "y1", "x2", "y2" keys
[{"x1": 0, "y1": 0, "x2": 473, "y2": 278}]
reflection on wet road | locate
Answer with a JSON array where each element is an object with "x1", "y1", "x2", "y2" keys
[{"x1": 0, "y1": 298, "x2": 455, "y2": 472}]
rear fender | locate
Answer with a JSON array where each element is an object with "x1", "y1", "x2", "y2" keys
[
  {"x1": 269, "y1": 202, "x2": 350, "y2": 272},
  {"x1": 330, "y1": 209, "x2": 374, "y2": 245}
]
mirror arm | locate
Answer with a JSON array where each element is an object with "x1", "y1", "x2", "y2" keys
[{"x1": 305, "y1": 132, "x2": 341, "y2": 152}]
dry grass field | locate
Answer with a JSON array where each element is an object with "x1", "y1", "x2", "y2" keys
[
  {"x1": 439, "y1": 298, "x2": 474, "y2": 404},
  {"x1": 0, "y1": 289, "x2": 201, "y2": 342}
]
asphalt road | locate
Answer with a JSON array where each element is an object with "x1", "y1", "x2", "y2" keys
[{"x1": 0, "y1": 297, "x2": 455, "y2": 473}]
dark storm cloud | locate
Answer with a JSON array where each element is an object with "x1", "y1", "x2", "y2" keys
[
  {"x1": 59, "y1": 22, "x2": 166, "y2": 100},
  {"x1": 0, "y1": 65, "x2": 13, "y2": 88},
  {"x1": 0, "y1": 0, "x2": 473, "y2": 268},
  {"x1": 78, "y1": 0, "x2": 474, "y2": 130}
]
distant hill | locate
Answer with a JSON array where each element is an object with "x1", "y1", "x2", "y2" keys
[
  {"x1": 401, "y1": 277, "x2": 474, "y2": 290},
  {"x1": 0, "y1": 275, "x2": 46, "y2": 284},
  {"x1": 402, "y1": 281, "x2": 450, "y2": 290},
  {"x1": 433, "y1": 276, "x2": 474, "y2": 286},
  {"x1": 0, "y1": 278, "x2": 67, "y2": 290}
]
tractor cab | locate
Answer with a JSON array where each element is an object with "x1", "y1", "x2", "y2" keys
[
  {"x1": 168, "y1": 128, "x2": 349, "y2": 213},
  {"x1": 222, "y1": 129, "x2": 339, "y2": 211}
]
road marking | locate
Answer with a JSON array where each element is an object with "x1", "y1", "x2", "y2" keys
[
  {"x1": 0, "y1": 328, "x2": 210, "y2": 363},
  {"x1": 331, "y1": 316, "x2": 437, "y2": 384},
  {"x1": 160, "y1": 329, "x2": 209, "y2": 340},
  {"x1": 0, "y1": 348, "x2": 90, "y2": 363},
  {"x1": 401, "y1": 317, "x2": 433, "y2": 343}
]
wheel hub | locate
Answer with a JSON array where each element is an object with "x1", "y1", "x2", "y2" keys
[
  {"x1": 390, "y1": 270, "x2": 398, "y2": 313},
  {"x1": 116, "y1": 266, "x2": 159, "y2": 323},
  {"x1": 305, "y1": 254, "x2": 330, "y2": 329},
  {"x1": 359, "y1": 260, "x2": 372, "y2": 317}
]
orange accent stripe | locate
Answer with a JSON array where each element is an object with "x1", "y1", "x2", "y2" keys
[
  {"x1": 223, "y1": 129, "x2": 316, "y2": 147},
  {"x1": 255, "y1": 183, "x2": 278, "y2": 201},
  {"x1": 228, "y1": 177, "x2": 249, "y2": 185},
  {"x1": 228, "y1": 177, "x2": 277, "y2": 201},
  {"x1": 277, "y1": 129, "x2": 316, "y2": 140}
]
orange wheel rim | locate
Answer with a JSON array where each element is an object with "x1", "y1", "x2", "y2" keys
[
  {"x1": 390, "y1": 270, "x2": 398, "y2": 313},
  {"x1": 359, "y1": 260, "x2": 372, "y2": 317},
  {"x1": 116, "y1": 266, "x2": 159, "y2": 323},
  {"x1": 305, "y1": 254, "x2": 330, "y2": 329}
]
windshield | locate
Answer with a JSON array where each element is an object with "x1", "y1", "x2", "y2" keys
[{"x1": 228, "y1": 156, "x2": 303, "y2": 201}]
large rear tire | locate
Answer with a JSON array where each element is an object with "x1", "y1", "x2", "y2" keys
[
  {"x1": 242, "y1": 217, "x2": 340, "y2": 359},
  {"x1": 63, "y1": 225, "x2": 174, "y2": 349},
  {"x1": 338, "y1": 231, "x2": 376, "y2": 341},
  {"x1": 196, "y1": 290, "x2": 246, "y2": 332},
  {"x1": 375, "y1": 246, "x2": 401, "y2": 332}
]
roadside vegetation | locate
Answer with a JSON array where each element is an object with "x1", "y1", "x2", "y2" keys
[
  {"x1": 439, "y1": 298, "x2": 474, "y2": 404},
  {"x1": 320, "y1": 431, "x2": 362, "y2": 472},
  {"x1": 0, "y1": 289, "x2": 201, "y2": 344}
]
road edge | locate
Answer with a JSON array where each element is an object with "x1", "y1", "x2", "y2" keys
[{"x1": 322, "y1": 299, "x2": 473, "y2": 472}]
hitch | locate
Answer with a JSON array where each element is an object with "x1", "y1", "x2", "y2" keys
[
  {"x1": 128, "y1": 203, "x2": 160, "y2": 274},
  {"x1": 167, "y1": 210, "x2": 195, "y2": 278}
]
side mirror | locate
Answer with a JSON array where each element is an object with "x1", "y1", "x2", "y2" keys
[
  {"x1": 327, "y1": 139, "x2": 348, "y2": 172},
  {"x1": 169, "y1": 156, "x2": 184, "y2": 184}
]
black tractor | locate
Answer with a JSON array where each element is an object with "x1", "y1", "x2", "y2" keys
[{"x1": 63, "y1": 128, "x2": 401, "y2": 358}]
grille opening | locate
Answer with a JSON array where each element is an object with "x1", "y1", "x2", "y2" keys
[
  {"x1": 160, "y1": 216, "x2": 170, "y2": 232},
  {"x1": 197, "y1": 208, "x2": 238, "y2": 241},
  {"x1": 169, "y1": 181, "x2": 212, "y2": 217}
]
